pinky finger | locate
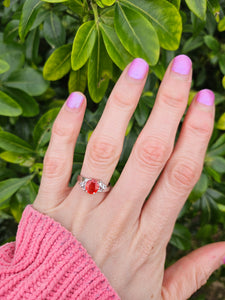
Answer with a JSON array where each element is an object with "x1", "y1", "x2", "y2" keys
[
  {"x1": 162, "y1": 242, "x2": 225, "y2": 300},
  {"x1": 34, "y1": 92, "x2": 86, "y2": 213}
]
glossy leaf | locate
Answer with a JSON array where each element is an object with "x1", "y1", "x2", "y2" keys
[
  {"x1": 218, "y1": 17, "x2": 225, "y2": 32},
  {"x1": 169, "y1": 0, "x2": 181, "y2": 9},
  {"x1": 115, "y1": 3, "x2": 159, "y2": 65},
  {"x1": 170, "y1": 223, "x2": 191, "y2": 250},
  {"x1": 0, "y1": 59, "x2": 10, "y2": 74},
  {"x1": 25, "y1": 28, "x2": 40, "y2": 64},
  {"x1": 1, "y1": 87, "x2": 39, "y2": 117},
  {"x1": 120, "y1": 0, "x2": 182, "y2": 50},
  {"x1": 217, "y1": 112, "x2": 225, "y2": 130},
  {"x1": 4, "y1": 67, "x2": 49, "y2": 96},
  {"x1": 102, "y1": 0, "x2": 116, "y2": 6},
  {"x1": 43, "y1": 11, "x2": 66, "y2": 48},
  {"x1": 100, "y1": 23, "x2": 133, "y2": 70},
  {"x1": 219, "y1": 54, "x2": 225, "y2": 75},
  {"x1": 204, "y1": 35, "x2": 220, "y2": 52},
  {"x1": 0, "y1": 131, "x2": 33, "y2": 154},
  {"x1": 0, "y1": 175, "x2": 33, "y2": 204},
  {"x1": 68, "y1": 64, "x2": 87, "y2": 94},
  {"x1": 71, "y1": 21, "x2": 97, "y2": 71},
  {"x1": 33, "y1": 108, "x2": 60, "y2": 149},
  {"x1": 209, "y1": 133, "x2": 225, "y2": 156},
  {"x1": 185, "y1": 0, "x2": 207, "y2": 20},
  {"x1": 19, "y1": 0, "x2": 43, "y2": 41},
  {"x1": 66, "y1": 0, "x2": 83, "y2": 15},
  {"x1": 0, "y1": 152, "x2": 35, "y2": 167},
  {"x1": 41, "y1": 0, "x2": 67, "y2": 2},
  {"x1": 88, "y1": 33, "x2": 112, "y2": 103},
  {"x1": 206, "y1": 156, "x2": 225, "y2": 173},
  {"x1": 189, "y1": 173, "x2": 208, "y2": 202},
  {"x1": 0, "y1": 90, "x2": 22, "y2": 117},
  {"x1": 4, "y1": 20, "x2": 19, "y2": 42},
  {"x1": 43, "y1": 44, "x2": 72, "y2": 81}
]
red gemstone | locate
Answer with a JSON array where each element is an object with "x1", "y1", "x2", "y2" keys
[{"x1": 85, "y1": 179, "x2": 99, "y2": 194}]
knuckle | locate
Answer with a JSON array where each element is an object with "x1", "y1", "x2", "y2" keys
[
  {"x1": 52, "y1": 121, "x2": 74, "y2": 143},
  {"x1": 43, "y1": 154, "x2": 65, "y2": 179},
  {"x1": 168, "y1": 159, "x2": 202, "y2": 191},
  {"x1": 186, "y1": 118, "x2": 212, "y2": 139},
  {"x1": 87, "y1": 137, "x2": 120, "y2": 169},
  {"x1": 135, "y1": 138, "x2": 171, "y2": 172},
  {"x1": 111, "y1": 91, "x2": 134, "y2": 111},
  {"x1": 160, "y1": 91, "x2": 184, "y2": 109}
]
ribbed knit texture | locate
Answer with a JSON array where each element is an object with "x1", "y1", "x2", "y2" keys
[{"x1": 0, "y1": 205, "x2": 120, "y2": 300}]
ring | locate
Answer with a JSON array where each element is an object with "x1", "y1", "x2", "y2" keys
[{"x1": 77, "y1": 175, "x2": 111, "y2": 194}]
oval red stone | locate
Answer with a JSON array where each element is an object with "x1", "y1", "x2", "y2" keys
[{"x1": 85, "y1": 179, "x2": 99, "y2": 194}]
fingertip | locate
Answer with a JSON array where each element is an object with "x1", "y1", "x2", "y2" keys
[{"x1": 65, "y1": 92, "x2": 86, "y2": 112}]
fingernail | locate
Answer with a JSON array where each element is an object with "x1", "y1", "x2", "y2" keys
[
  {"x1": 172, "y1": 54, "x2": 192, "y2": 75},
  {"x1": 197, "y1": 89, "x2": 215, "y2": 106},
  {"x1": 66, "y1": 92, "x2": 84, "y2": 109},
  {"x1": 128, "y1": 58, "x2": 149, "y2": 80}
]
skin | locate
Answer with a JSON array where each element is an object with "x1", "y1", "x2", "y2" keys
[{"x1": 33, "y1": 57, "x2": 225, "y2": 300}]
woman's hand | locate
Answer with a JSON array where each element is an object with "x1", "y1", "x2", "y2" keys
[{"x1": 33, "y1": 55, "x2": 225, "y2": 300}]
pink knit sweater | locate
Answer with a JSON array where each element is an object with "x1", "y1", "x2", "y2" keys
[{"x1": 0, "y1": 205, "x2": 120, "y2": 299}]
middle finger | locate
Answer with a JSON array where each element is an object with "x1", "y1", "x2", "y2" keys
[{"x1": 103, "y1": 55, "x2": 192, "y2": 217}]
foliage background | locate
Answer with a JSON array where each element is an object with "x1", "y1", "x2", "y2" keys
[{"x1": 0, "y1": 0, "x2": 225, "y2": 298}]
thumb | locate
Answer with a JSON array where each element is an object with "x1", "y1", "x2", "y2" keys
[{"x1": 162, "y1": 242, "x2": 225, "y2": 300}]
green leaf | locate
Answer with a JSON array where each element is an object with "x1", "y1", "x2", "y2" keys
[
  {"x1": 0, "y1": 152, "x2": 35, "y2": 167},
  {"x1": 100, "y1": 23, "x2": 133, "y2": 70},
  {"x1": 71, "y1": 21, "x2": 97, "y2": 71},
  {"x1": 0, "y1": 59, "x2": 10, "y2": 75},
  {"x1": 3, "y1": 0, "x2": 10, "y2": 7},
  {"x1": 206, "y1": 156, "x2": 225, "y2": 173},
  {"x1": 66, "y1": 0, "x2": 84, "y2": 15},
  {"x1": 88, "y1": 33, "x2": 112, "y2": 103},
  {"x1": 33, "y1": 108, "x2": 60, "y2": 149},
  {"x1": 219, "y1": 54, "x2": 225, "y2": 75},
  {"x1": 1, "y1": 87, "x2": 39, "y2": 117},
  {"x1": 4, "y1": 20, "x2": 20, "y2": 42},
  {"x1": 208, "y1": 133, "x2": 225, "y2": 156},
  {"x1": 218, "y1": 17, "x2": 225, "y2": 32},
  {"x1": 204, "y1": 35, "x2": 220, "y2": 52},
  {"x1": 41, "y1": 0, "x2": 67, "y2": 2},
  {"x1": 0, "y1": 90, "x2": 22, "y2": 117},
  {"x1": 120, "y1": 0, "x2": 182, "y2": 50},
  {"x1": 25, "y1": 28, "x2": 40, "y2": 64},
  {"x1": 43, "y1": 44, "x2": 72, "y2": 81},
  {"x1": 4, "y1": 67, "x2": 49, "y2": 96},
  {"x1": 168, "y1": 0, "x2": 181, "y2": 9},
  {"x1": 19, "y1": 0, "x2": 43, "y2": 41},
  {"x1": 43, "y1": 11, "x2": 66, "y2": 48},
  {"x1": 170, "y1": 223, "x2": 191, "y2": 250},
  {"x1": 134, "y1": 100, "x2": 150, "y2": 126},
  {"x1": 217, "y1": 112, "x2": 225, "y2": 130},
  {"x1": 199, "y1": 193, "x2": 220, "y2": 223},
  {"x1": 185, "y1": 0, "x2": 207, "y2": 20},
  {"x1": 189, "y1": 173, "x2": 208, "y2": 202},
  {"x1": 115, "y1": 3, "x2": 159, "y2": 65},
  {"x1": 68, "y1": 64, "x2": 87, "y2": 94},
  {"x1": 182, "y1": 35, "x2": 204, "y2": 53},
  {"x1": 0, "y1": 175, "x2": 33, "y2": 204},
  {"x1": 0, "y1": 131, "x2": 34, "y2": 154},
  {"x1": 102, "y1": 0, "x2": 116, "y2": 6}
]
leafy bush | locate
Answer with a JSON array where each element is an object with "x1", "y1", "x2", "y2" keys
[{"x1": 0, "y1": 0, "x2": 225, "y2": 297}]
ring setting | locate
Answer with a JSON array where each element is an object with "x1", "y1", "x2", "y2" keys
[{"x1": 77, "y1": 175, "x2": 111, "y2": 194}]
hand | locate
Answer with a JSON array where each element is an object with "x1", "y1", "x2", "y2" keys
[{"x1": 33, "y1": 55, "x2": 225, "y2": 300}]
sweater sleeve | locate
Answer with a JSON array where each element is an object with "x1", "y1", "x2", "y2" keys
[{"x1": 0, "y1": 205, "x2": 120, "y2": 300}]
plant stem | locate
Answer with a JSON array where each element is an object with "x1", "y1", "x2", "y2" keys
[{"x1": 91, "y1": 2, "x2": 99, "y2": 25}]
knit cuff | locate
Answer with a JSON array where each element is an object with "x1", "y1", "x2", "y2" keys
[{"x1": 0, "y1": 205, "x2": 120, "y2": 300}]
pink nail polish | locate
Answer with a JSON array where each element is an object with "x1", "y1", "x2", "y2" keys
[
  {"x1": 172, "y1": 54, "x2": 192, "y2": 75},
  {"x1": 197, "y1": 89, "x2": 215, "y2": 106},
  {"x1": 128, "y1": 58, "x2": 149, "y2": 80},
  {"x1": 66, "y1": 92, "x2": 84, "y2": 109}
]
